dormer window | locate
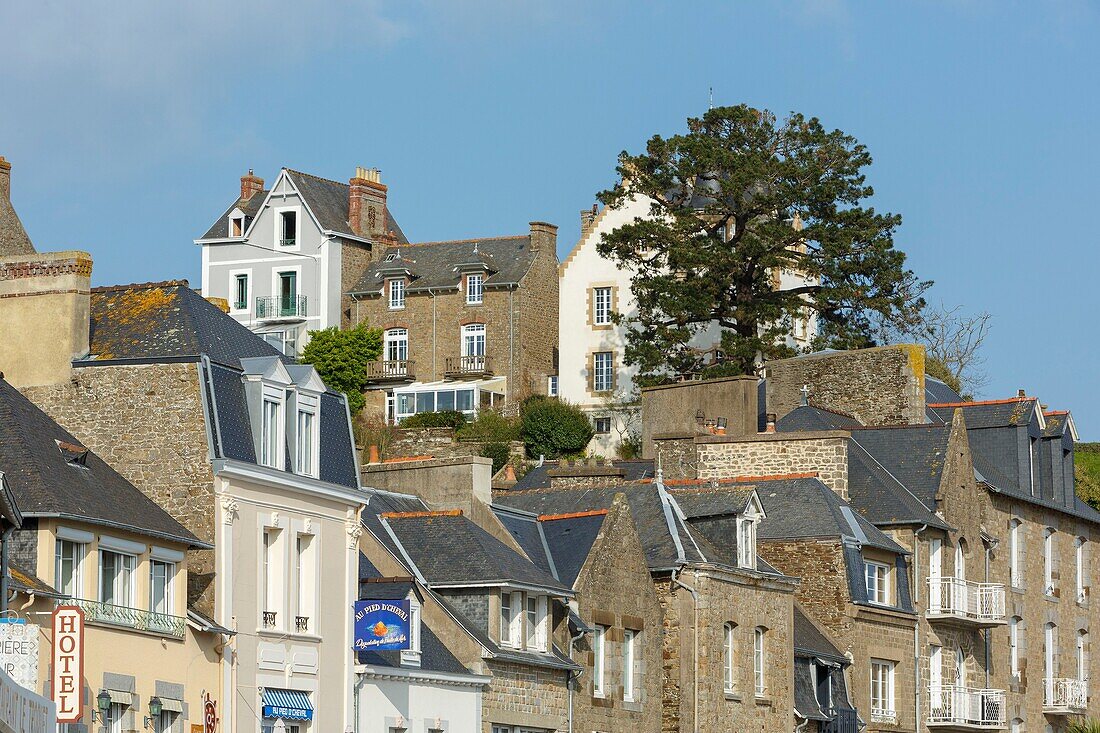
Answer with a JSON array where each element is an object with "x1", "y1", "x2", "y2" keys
[
  {"x1": 260, "y1": 387, "x2": 285, "y2": 469},
  {"x1": 384, "y1": 252, "x2": 398, "y2": 263},
  {"x1": 865, "y1": 560, "x2": 891, "y2": 605},
  {"x1": 388, "y1": 278, "x2": 406, "y2": 310},
  {"x1": 401, "y1": 596, "x2": 422, "y2": 667},
  {"x1": 279, "y1": 210, "x2": 297, "y2": 247},
  {"x1": 295, "y1": 393, "x2": 318, "y2": 478},
  {"x1": 230, "y1": 216, "x2": 244, "y2": 237},
  {"x1": 466, "y1": 273, "x2": 483, "y2": 305},
  {"x1": 737, "y1": 515, "x2": 757, "y2": 569}
]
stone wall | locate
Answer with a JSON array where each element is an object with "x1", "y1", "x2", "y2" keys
[
  {"x1": 381, "y1": 427, "x2": 524, "y2": 462},
  {"x1": 482, "y1": 660, "x2": 569, "y2": 733},
  {"x1": 339, "y1": 239, "x2": 375, "y2": 329},
  {"x1": 515, "y1": 225, "x2": 560, "y2": 399},
  {"x1": 20, "y1": 362, "x2": 217, "y2": 612},
  {"x1": 651, "y1": 436, "x2": 698, "y2": 481},
  {"x1": 766, "y1": 344, "x2": 926, "y2": 426},
  {"x1": 695, "y1": 432, "x2": 850, "y2": 499},
  {"x1": 640, "y1": 376, "x2": 758, "y2": 458}
]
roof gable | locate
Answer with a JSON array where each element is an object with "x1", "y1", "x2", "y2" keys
[{"x1": 349, "y1": 236, "x2": 537, "y2": 295}]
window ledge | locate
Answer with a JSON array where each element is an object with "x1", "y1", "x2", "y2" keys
[
  {"x1": 754, "y1": 695, "x2": 773, "y2": 707},
  {"x1": 723, "y1": 691, "x2": 742, "y2": 702}
]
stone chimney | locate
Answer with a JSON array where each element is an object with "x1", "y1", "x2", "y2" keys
[
  {"x1": 0, "y1": 156, "x2": 36, "y2": 257},
  {"x1": 349, "y1": 167, "x2": 388, "y2": 239},
  {"x1": 0, "y1": 250, "x2": 92, "y2": 388},
  {"x1": 579, "y1": 204, "x2": 598, "y2": 236},
  {"x1": 529, "y1": 221, "x2": 558, "y2": 253},
  {"x1": 240, "y1": 169, "x2": 264, "y2": 202}
]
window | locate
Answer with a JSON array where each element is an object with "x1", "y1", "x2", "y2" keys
[
  {"x1": 1045, "y1": 623, "x2": 1057, "y2": 694},
  {"x1": 461, "y1": 324, "x2": 486, "y2": 357},
  {"x1": 105, "y1": 702, "x2": 127, "y2": 733},
  {"x1": 230, "y1": 216, "x2": 244, "y2": 237},
  {"x1": 524, "y1": 595, "x2": 547, "y2": 652},
  {"x1": 276, "y1": 271, "x2": 297, "y2": 315},
  {"x1": 547, "y1": 375, "x2": 558, "y2": 397},
  {"x1": 623, "y1": 628, "x2": 637, "y2": 702},
  {"x1": 1076, "y1": 537, "x2": 1086, "y2": 603},
  {"x1": 401, "y1": 599, "x2": 422, "y2": 666},
  {"x1": 593, "y1": 625, "x2": 606, "y2": 696},
  {"x1": 954, "y1": 539, "x2": 967, "y2": 580},
  {"x1": 234, "y1": 273, "x2": 249, "y2": 311},
  {"x1": 1043, "y1": 528, "x2": 1055, "y2": 595},
  {"x1": 870, "y1": 659, "x2": 896, "y2": 722},
  {"x1": 753, "y1": 627, "x2": 766, "y2": 696},
  {"x1": 388, "y1": 278, "x2": 405, "y2": 309},
  {"x1": 1010, "y1": 617, "x2": 1021, "y2": 679},
  {"x1": 865, "y1": 561, "x2": 890, "y2": 605},
  {"x1": 149, "y1": 560, "x2": 173, "y2": 616},
  {"x1": 260, "y1": 395, "x2": 282, "y2": 468},
  {"x1": 593, "y1": 351, "x2": 613, "y2": 392},
  {"x1": 593, "y1": 287, "x2": 612, "y2": 325},
  {"x1": 1009, "y1": 519, "x2": 1022, "y2": 588},
  {"x1": 466, "y1": 273, "x2": 484, "y2": 304},
  {"x1": 1029, "y1": 437, "x2": 1037, "y2": 495},
  {"x1": 723, "y1": 623, "x2": 736, "y2": 692},
  {"x1": 154, "y1": 711, "x2": 177, "y2": 733},
  {"x1": 296, "y1": 396, "x2": 317, "y2": 477},
  {"x1": 929, "y1": 644, "x2": 943, "y2": 690},
  {"x1": 294, "y1": 535, "x2": 314, "y2": 633},
  {"x1": 737, "y1": 516, "x2": 757, "y2": 570},
  {"x1": 262, "y1": 328, "x2": 298, "y2": 357},
  {"x1": 593, "y1": 416, "x2": 611, "y2": 434},
  {"x1": 500, "y1": 591, "x2": 520, "y2": 647},
  {"x1": 384, "y1": 328, "x2": 408, "y2": 363},
  {"x1": 279, "y1": 210, "x2": 297, "y2": 246},
  {"x1": 1078, "y1": 629, "x2": 1088, "y2": 681},
  {"x1": 262, "y1": 528, "x2": 279, "y2": 628},
  {"x1": 99, "y1": 550, "x2": 134, "y2": 607},
  {"x1": 55, "y1": 539, "x2": 83, "y2": 598}
]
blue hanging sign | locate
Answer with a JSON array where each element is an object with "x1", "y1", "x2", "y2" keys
[{"x1": 353, "y1": 600, "x2": 411, "y2": 651}]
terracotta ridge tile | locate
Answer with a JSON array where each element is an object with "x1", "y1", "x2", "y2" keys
[
  {"x1": 93, "y1": 279, "x2": 189, "y2": 293},
  {"x1": 381, "y1": 510, "x2": 463, "y2": 519},
  {"x1": 928, "y1": 397, "x2": 1033, "y2": 408},
  {"x1": 537, "y1": 509, "x2": 609, "y2": 522}
]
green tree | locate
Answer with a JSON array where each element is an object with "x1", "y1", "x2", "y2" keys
[
  {"x1": 598, "y1": 104, "x2": 929, "y2": 381},
  {"x1": 299, "y1": 324, "x2": 382, "y2": 414},
  {"x1": 521, "y1": 397, "x2": 594, "y2": 459}
]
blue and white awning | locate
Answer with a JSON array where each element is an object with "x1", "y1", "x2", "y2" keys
[{"x1": 261, "y1": 689, "x2": 313, "y2": 721}]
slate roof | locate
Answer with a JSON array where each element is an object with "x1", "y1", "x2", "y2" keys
[
  {"x1": 348, "y1": 236, "x2": 538, "y2": 295},
  {"x1": 198, "y1": 189, "x2": 268, "y2": 240},
  {"x1": 509, "y1": 460, "x2": 655, "y2": 492},
  {"x1": 776, "y1": 405, "x2": 862, "y2": 432},
  {"x1": 540, "y1": 512, "x2": 608, "y2": 586},
  {"x1": 200, "y1": 359, "x2": 361, "y2": 489},
  {"x1": 0, "y1": 379, "x2": 205, "y2": 547},
  {"x1": 849, "y1": 425, "x2": 953, "y2": 510},
  {"x1": 9, "y1": 560, "x2": 62, "y2": 598},
  {"x1": 0, "y1": 170, "x2": 35, "y2": 256},
  {"x1": 927, "y1": 398, "x2": 1039, "y2": 429},
  {"x1": 380, "y1": 512, "x2": 573, "y2": 594},
  {"x1": 846, "y1": 438, "x2": 950, "y2": 529},
  {"x1": 1043, "y1": 412, "x2": 1070, "y2": 438},
  {"x1": 82, "y1": 281, "x2": 285, "y2": 368},
  {"x1": 925, "y1": 376, "x2": 963, "y2": 407},
  {"x1": 491, "y1": 507, "x2": 556, "y2": 578},
  {"x1": 793, "y1": 604, "x2": 844, "y2": 661},
  {"x1": 199, "y1": 169, "x2": 408, "y2": 244}
]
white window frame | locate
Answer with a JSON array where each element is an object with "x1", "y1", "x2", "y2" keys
[
  {"x1": 149, "y1": 559, "x2": 174, "y2": 616},
  {"x1": 295, "y1": 393, "x2": 319, "y2": 478},
  {"x1": 623, "y1": 628, "x2": 636, "y2": 702},
  {"x1": 261, "y1": 526, "x2": 283, "y2": 629},
  {"x1": 1044, "y1": 528, "x2": 1055, "y2": 595},
  {"x1": 1076, "y1": 537, "x2": 1087, "y2": 603},
  {"x1": 272, "y1": 205, "x2": 301, "y2": 250},
  {"x1": 384, "y1": 328, "x2": 408, "y2": 363},
  {"x1": 466, "y1": 273, "x2": 484, "y2": 304},
  {"x1": 294, "y1": 533, "x2": 317, "y2": 634},
  {"x1": 870, "y1": 659, "x2": 896, "y2": 722},
  {"x1": 228, "y1": 213, "x2": 245, "y2": 238},
  {"x1": 230, "y1": 269, "x2": 251, "y2": 314},
  {"x1": 55, "y1": 539, "x2": 84, "y2": 599},
  {"x1": 593, "y1": 287, "x2": 612, "y2": 325},
  {"x1": 737, "y1": 516, "x2": 757, "y2": 570},
  {"x1": 260, "y1": 386, "x2": 285, "y2": 470},
  {"x1": 593, "y1": 416, "x2": 612, "y2": 435},
  {"x1": 753, "y1": 627, "x2": 766, "y2": 696},
  {"x1": 401, "y1": 597, "x2": 422, "y2": 666},
  {"x1": 1010, "y1": 617, "x2": 1021, "y2": 679},
  {"x1": 1009, "y1": 519, "x2": 1022, "y2": 588},
  {"x1": 1078, "y1": 629, "x2": 1088, "y2": 682},
  {"x1": 500, "y1": 590, "x2": 521, "y2": 648},
  {"x1": 865, "y1": 560, "x2": 891, "y2": 606},
  {"x1": 461, "y1": 323, "x2": 486, "y2": 357},
  {"x1": 388, "y1": 278, "x2": 406, "y2": 310},
  {"x1": 98, "y1": 549, "x2": 135, "y2": 608},
  {"x1": 593, "y1": 351, "x2": 613, "y2": 392},
  {"x1": 593, "y1": 625, "x2": 607, "y2": 697},
  {"x1": 723, "y1": 622, "x2": 735, "y2": 692},
  {"x1": 547, "y1": 375, "x2": 558, "y2": 397}
]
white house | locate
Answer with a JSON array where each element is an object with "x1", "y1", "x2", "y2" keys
[
  {"x1": 196, "y1": 166, "x2": 408, "y2": 355},
  {"x1": 558, "y1": 196, "x2": 818, "y2": 456}
]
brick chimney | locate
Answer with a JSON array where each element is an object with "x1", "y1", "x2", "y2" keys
[
  {"x1": 240, "y1": 169, "x2": 264, "y2": 202},
  {"x1": 528, "y1": 221, "x2": 558, "y2": 253},
  {"x1": 579, "y1": 204, "x2": 598, "y2": 236},
  {"x1": 349, "y1": 167, "x2": 388, "y2": 239}
]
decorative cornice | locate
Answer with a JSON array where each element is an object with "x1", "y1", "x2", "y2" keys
[{"x1": 220, "y1": 496, "x2": 239, "y2": 525}]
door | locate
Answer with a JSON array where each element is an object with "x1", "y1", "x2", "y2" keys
[
  {"x1": 929, "y1": 538, "x2": 943, "y2": 611},
  {"x1": 279, "y1": 271, "x2": 297, "y2": 315}
]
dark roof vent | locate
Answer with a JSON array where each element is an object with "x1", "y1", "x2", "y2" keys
[{"x1": 56, "y1": 440, "x2": 89, "y2": 467}]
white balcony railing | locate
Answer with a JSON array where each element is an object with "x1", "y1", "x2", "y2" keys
[
  {"x1": 927, "y1": 577, "x2": 1006, "y2": 624},
  {"x1": 1044, "y1": 678, "x2": 1088, "y2": 713},
  {"x1": 928, "y1": 685, "x2": 1006, "y2": 728}
]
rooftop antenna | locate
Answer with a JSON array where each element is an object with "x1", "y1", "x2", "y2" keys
[{"x1": 708, "y1": 86, "x2": 714, "y2": 110}]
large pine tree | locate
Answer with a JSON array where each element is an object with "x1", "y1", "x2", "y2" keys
[{"x1": 598, "y1": 105, "x2": 929, "y2": 383}]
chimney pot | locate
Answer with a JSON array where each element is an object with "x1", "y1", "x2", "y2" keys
[
  {"x1": 579, "y1": 205, "x2": 599, "y2": 236},
  {"x1": 1017, "y1": 389, "x2": 1027, "y2": 398},
  {"x1": 349, "y1": 167, "x2": 388, "y2": 239},
  {"x1": 240, "y1": 170, "x2": 264, "y2": 202},
  {"x1": 765, "y1": 413, "x2": 777, "y2": 433},
  {"x1": 368, "y1": 445, "x2": 381, "y2": 464}
]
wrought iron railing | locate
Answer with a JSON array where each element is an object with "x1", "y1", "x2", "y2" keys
[
  {"x1": 65, "y1": 598, "x2": 185, "y2": 639},
  {"x1": 1044, "y1": 678, "x2": 1088, "y2": 712},
  {"x1": 279, "y1": 238, "x2": 296, "y2": 247},
  {"x1": 365, "y1": 360, "x2": 415, "y2": 381},
  {"x1": 821, "y1": 707, "x2": 859, "y2": 733},
  {"x1": 444, "y1": 355, "x2": 492, "y2": 376},
  {"x1": 295, "y1": 616, "x2": 309, "y2": 633},
  {"x1": 262, "y1": 611, "x2": 277, "y2": 629},
  {"x1": 927, "y1": 685, "x2": 1005, "y2": 727},
  {"x1": 927, "y1": 577, "x2": 1005, "y2": 623},
  {"x1": 870, "y1": 707, "x2": 897, "y2": 725},
  {"x1": 256, "y1": 295, "x2": 307, "y2": 319}
]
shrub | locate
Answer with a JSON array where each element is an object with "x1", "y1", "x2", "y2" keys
[
  {"x1": 618, "y1": 429, "x2": 643, "y2": 460},
  {"x1": 521, "y1": 398, "x2": 594, "y2": 459},
  {"x1": 299, "y1": 324, "x2": 382, "y2": 414},
  {"x1": 457, "y1": 409, "x2": 521, "y2": 443},
  {"x1": 398, "y1": 411, "x2": 467, "y2": 429},
  {"x1": 480, "y1": 442, "x2": 511, "y2": 474}
]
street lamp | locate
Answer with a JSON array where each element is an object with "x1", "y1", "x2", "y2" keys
[
  {"x1": 95, "y1": 689, "x2": 111, "y2": 724},
  {"x1": 144, "y1": 696, "x2": 163, "y2": 729}
]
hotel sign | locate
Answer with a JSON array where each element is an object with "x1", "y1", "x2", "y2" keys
[
  {"x1": 0, "y1": 621, "x2": 38, "y2": 691},
  {"x1": 353, "y1": 600, "x2": 411, "y2": 651},
  {"x1": 51, "y1": 606, "x2": 84, "y2": 724}
]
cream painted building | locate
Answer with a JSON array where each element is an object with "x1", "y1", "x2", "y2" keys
[{"x1": 558, "y1": 195, "x2": 817, "y2": 456}]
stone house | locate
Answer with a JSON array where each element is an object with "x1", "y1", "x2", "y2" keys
[
  {"x1": 494, "y1": 478, "x2": 799, "y2": 733},
  {"x1": 0, "y1": 377, "x2": 221, "y2": 733},
  {"x1": 492, "y1": 495, "x2": 666, "y2": 733},
  {"x1": 793, "y1": 605, "x2": 859, "y2": 733},
  {"x1": 346, "y1": 223, "x2": 559, "y2": 421},
  {"x1": 4, "y1": 270, "x2": 368, "y2": 732},
  {"x1": 196, "y1": 166, "x2": 409, "y2": 355},
  {"x1": 358, "y1": 487, "x2": 579, "y2": 733}
]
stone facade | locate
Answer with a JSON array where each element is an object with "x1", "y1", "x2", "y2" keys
[
  {"x1": 339, "y1": 238, "x2": 375, "y2": 329},
  {"x1": 21, "y1": 362, "x2": 217, "y2": 612},
  {"x1": 640, "y1": 376, "x2": 758, "y2": 459},
  {"x1": 766, "y1": 344, "x2": 926, "y2": 426},
  {"x1": 382, "y1": 426, "x2": 524, "y2": 462},
  {"x1": 695, "y1": 432, "x2": 850, "y2": 500},
  {"x1": 570, "y1": 497, "x2": 664, "y2": 733},
  {"x1": 481, "y1": 660, "x2": 569, "y2": 732}
]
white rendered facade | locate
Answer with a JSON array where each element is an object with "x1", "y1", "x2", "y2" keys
[{"x1": 558, "y1": 196, "x2": 818, "y2": 456}]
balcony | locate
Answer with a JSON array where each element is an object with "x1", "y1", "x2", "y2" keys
[
  {"x1": 927, "y1": 685, "x2": 1006, "y2": 729},
  {"x1": 1044, "y1": 678, "x2": 1088, "y2": 715},
  {"x1": 927, "y1": 577, "x2": 1006, "y2": 627},
  {"x1": 444, "y1": 355, "x2": 493, "y2": 379},
  {"x1": 821, "y1": 707, "x2": 859, "y2": 733},
  {"x1": 255, "y1": 295, "x2": 307, "y2": 323},
  {"x1": 64, "y1": 598, "x2": 185, "y2": 639},
  {"x1": 365, "y1": 360, "x2": 415, "y2": 383}
]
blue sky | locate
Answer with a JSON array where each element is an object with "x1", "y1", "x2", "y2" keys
[{"x1": 2, "y1": 1, "x2": 1098, "y2": 434}]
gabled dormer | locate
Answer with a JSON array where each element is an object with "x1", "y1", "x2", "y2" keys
[
  {"x1": 239, "y1": 356, "x2": 329, "y2": 478},
  {"x1": 736, "y1": 491, "x2": 765, "y2": 570}
]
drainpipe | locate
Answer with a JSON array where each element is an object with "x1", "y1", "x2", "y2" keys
[
  {"x1": 672, "y1": 568, "x2": 700, "y2": 733},
  {"x1": 567, "y1": 624, "x2": 586, "y2": 733},
  {"x1": 430, "y1": 288, "x2": 438, "y2": 379},
  {"x1": 0, "y1": 525, "x2": 13, "y2": 613},
  {"x1": 508, "y1": 287, "x2": 515, "y2": 406},
  {"x1": 352, "y1": 671, "x2": 364, "y2": 733},
  {"x1": 984, "y1": 542, "x2": 993, "y2": 689},
  {"x1": 913, "y1": 523, "x2": 928, "y2": 733}
]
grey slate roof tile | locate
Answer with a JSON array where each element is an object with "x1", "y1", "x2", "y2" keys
[
  {"x1": 0, "y1": 379, "x2": 203, "y2": 546},
  {"x1": 793, "y1": 604, "x2": 844, "y2": 660},
  {"x1": 199, "y1": 189, "x2": 267, "y2": 240},
  {"x1": 537, "y1": 512, "x2": 607, "y2": 587},
  {"x1": 849, "y1": 425, "x2": 952, "y2": 509},
  {"x1": 286, "y1": 170, "x2": 407, "y2": 243},
  {"x1": 846, "y1": 440, "x2": 950, "y2": 530},
  {"x1": 776, "y1": 405, "x2": 862, "y2": 432},
  {"x1": 509, "y1": 460, "x2": 655, "y2": 492}
]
